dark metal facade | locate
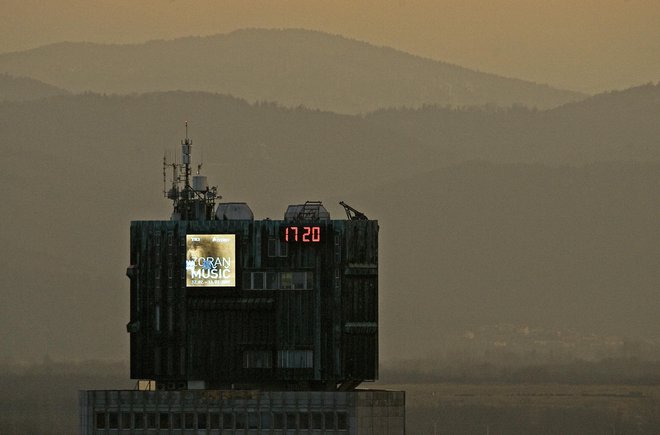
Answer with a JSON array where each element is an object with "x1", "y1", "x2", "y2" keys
[{"x1": 127, "y1": 219, "x2": 378, "y2": 390}]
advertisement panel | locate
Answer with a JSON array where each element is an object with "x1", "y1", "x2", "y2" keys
[{"x1": 186, "y1": 234, "x2": 236, "y2": 287}]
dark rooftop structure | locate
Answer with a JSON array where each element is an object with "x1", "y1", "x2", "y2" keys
[
  {"x1": 81, "y1": 125, "x2": 402, "y2": 434},
  {"x1": 127, "y1": 215, "x2": 378, "y2": 391}
]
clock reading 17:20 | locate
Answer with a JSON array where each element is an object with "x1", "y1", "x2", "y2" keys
[{"x1": 283, "y1": 225, "x2": 322, "y2": 243}]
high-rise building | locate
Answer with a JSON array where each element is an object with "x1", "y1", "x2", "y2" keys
[{"x1": 79, "y1": 126, "x2": 405, "y2": 434}]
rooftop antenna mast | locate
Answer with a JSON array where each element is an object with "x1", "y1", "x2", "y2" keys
[
  {"x1": 182, "y1": 121, "x2": 192, "y2": 197},
  {"x1": 163, "y1": 150, "x2": 179, "y2": 200},
  {"x1": 164, "y1": 122, "x2": 220, "y2": 221},
  {"x1": 197, "y1": 146, "x2": 203, "y2": 175},
  {"x1": 162, "y1": 153, "x2": 167, "y2": 198}
]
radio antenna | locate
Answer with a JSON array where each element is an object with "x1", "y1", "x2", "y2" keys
[
  {"x1": 181, "y1": 121, "x2": 192, "y2": 191},
  {"x1": 197, "y1": 146, "x2": 203, "y2": 175},
  {"x1": 163, "y1": 122, "x2": 219, "y2": 220},
  {"x1": 162, "y1": 152, "x2": 167, "y2": 197}
]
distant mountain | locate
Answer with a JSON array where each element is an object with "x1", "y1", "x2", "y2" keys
[
  {"x1": 546, "y1": 81, "x2": 660, "y2": 121},
  {"x1": 0, "y1": 73, "x2": 67, "y2": 101},
  {"x1": 364, "y1": 82, "x2": 660, "y2": 163},
  {"x1": 0, "y1": 29, "x2": 585, "y2": 113}
]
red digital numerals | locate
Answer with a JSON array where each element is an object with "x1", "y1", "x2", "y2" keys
[{"x1": 284, "y1": 226, "x2": 321, "y2": 242}]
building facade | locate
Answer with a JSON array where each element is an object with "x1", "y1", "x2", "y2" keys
[
  {"x1": 127, "y1": 217, "x2": 379, "y2": 391},
  {"x1": 79, "y1": 130, "x2": 404, "y2": 434},
  {"x1": 80, "y1": 389, "x2": 404, "y2": 435}
]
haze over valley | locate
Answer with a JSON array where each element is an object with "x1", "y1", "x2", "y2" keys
[
  {"x1": 1, "y1": 7, "x2": 660, "y2": 431},
  {"x1": 1, "y1": 83, "x2": 660, "y2": 363}
]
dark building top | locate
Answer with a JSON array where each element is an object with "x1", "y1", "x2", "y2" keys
[{"x1": 127, "y1": 215, "x2": 378, "y2": 391}]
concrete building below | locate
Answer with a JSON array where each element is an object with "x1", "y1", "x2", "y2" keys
[{"x1": 79, "y1": 389, "x2": 405, "y2": 435}]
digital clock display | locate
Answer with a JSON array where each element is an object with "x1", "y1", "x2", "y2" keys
[{"x1": 282, "y1": 225, "x2": 323, "y2": 243}]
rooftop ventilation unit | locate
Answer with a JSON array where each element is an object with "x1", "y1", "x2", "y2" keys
[
  {"x1": 284, "y1": 201, "x2": 330, "y2": 222},
  {"x1": 215, "y1": 202, "x2": 254, "y2": 220}
]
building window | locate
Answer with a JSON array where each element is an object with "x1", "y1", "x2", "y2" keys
[
  {"x1": 267, "y1": 239, "x2": 276, "y2": 257},
  {"x1": 184, "y1": 413, "x2": 194, "y2": 429},
  {"x1": 312, "y1": 412, "x2": 323, "y2": 429},
  {"x1": 295, "y1": 271, "x2": 313, "y2": 289},
  {"x1": 171, "y1": 413, "x2": 182, "y2": 429},
  {"x1": 279, "y1": 271, "x2": 313, "y2": 290},
  {"x1": 245, "y1": 271, "x2": 279, "y2": 290},
  {"x1": 153, "y1": 347, "x2": 161, "y2": 376},
  {"x1": 146, "y1": 412, "x2": 157, "y2": 429},
  {"x1": 273, "y1": 412, "x2": 284, "y2": 429},
  {"x1": 154, "y1": 304, "x2": 160, "y2": 332},
  {"x1": 337, "y1": 412, "x2": 348, "y2": 430},
  {"x1": 121, "y1": 412, "x2": 131, "y2": 429},
  {"x1": 134, "y1": 412, "x2": 144, "y2": 429},
  {"x1": 286, "y1": 413, "x2": 297, "y2": 430},
  {"x1": 253, "y1": 271, "x2": 264, "y2": 289},
  {"x1": 179, "y1": 347, "x2": 186, "y2": 376},
  {"x1": 108, "y1": 412, "x2": 118, "y2": 429},
  {"x1": 236, "y1": 413, "x2": 246, "y2": 430},
  {"x1": 266, "y1": 271, "x2": 278, "y2": 289},
  {"x1": 243, "y1": 350, "x2": 272, "y2": 368},
  {"x1": 197, "y1": 413, "x2": 207, "y2": 429},
  {"x1": 260, "y1": 412, "x2": 272, "y2": 429},
  {"x1": 159, "y1": 413, "x2": 170, "y2": 429},
  {"x1": 268, "y1": 238, "x2": 287, "y2": 257},
  {"x1": 210, "y1": 413, "x2": 220, "y2": 429},
  {"x1": 279, "y1": 272, "x2": 292, "y2": 289},
  {"x1": 222, "y1": 412, "x2": 234, "y2": 429},
  {"x1": 245, "y1": 271, "x2": 313, "y2": 290},
  {"x1": 95, "y1": 412, "x2": 106, "y2": 429},
  {"x1": 277, "y1": 350, "x2": 313, "y2": 368},
  {"x1": 248, "y1": 412, "x2": 259, "y2": 429},
  {"x1": 325, "y1": 411, "x2": 335, "y2": 429},
  {"x1": 299, "y1": 412, "x2": 310, "y2": 429}
]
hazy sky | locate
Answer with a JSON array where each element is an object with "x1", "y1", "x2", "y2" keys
[{"x1": 1, "y1": 0, "x2": 658, "y2": 93}]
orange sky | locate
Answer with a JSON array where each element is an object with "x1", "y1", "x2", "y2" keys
[{"x1": 1, "y1": 0, "x2": 658, "y2": 92}]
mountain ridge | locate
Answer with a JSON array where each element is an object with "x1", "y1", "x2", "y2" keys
[
  {"x1": 0, "y1": 86, "x2": 658, "y2": 361},
  {"x1": 0, "y1": 28, "x2": 585, "y2": 113},
  {"x1": 0, "y1": 73, "x2": 68, "y2": 101}
]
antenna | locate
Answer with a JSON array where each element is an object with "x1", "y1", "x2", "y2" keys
[
  {"x1": 164, "y1": 122, "x2": 219, "y2": 220},
  {"x1": 163, "y1": 152, "x2": 167, "y2": 197},
  {"x1": 181, "y1": 121, "x2": 192, "y2": 192},
  {"x1": 197, "y1": 146, "x2": 203, "y2": 175}
]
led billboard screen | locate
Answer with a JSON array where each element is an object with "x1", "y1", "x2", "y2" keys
[{"x1": 186, "y1": 234, "x2": 236, "y2": 287}]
